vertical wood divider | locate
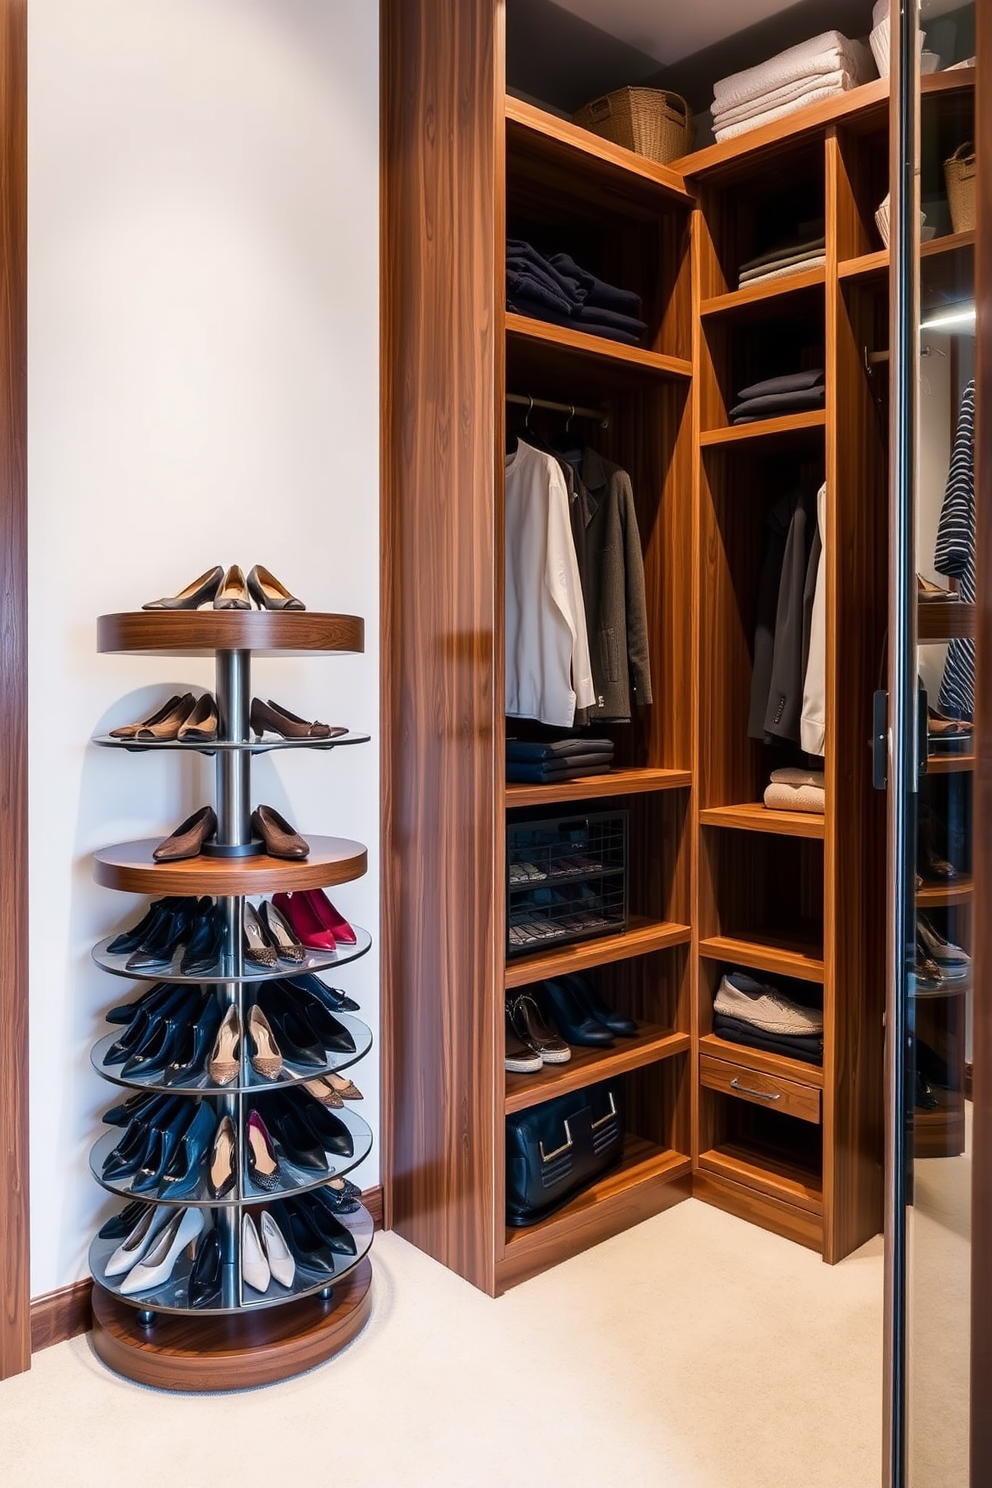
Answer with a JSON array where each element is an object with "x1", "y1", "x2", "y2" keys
[{"x1": 0, "y1": 0, "x2": 29, "y2": 1381}]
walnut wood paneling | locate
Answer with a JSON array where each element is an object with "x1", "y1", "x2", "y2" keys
[
  {"x1": 97, "y1": 611, "x2": 364, "y2": 657},
  {"x1": 0, "y1": 0, "x2": 28, "y2": 1383},
  {"x1": 971, "y1": 10, "x2": 992, "y2": 1480},
  {"x1": 824, "y1": 130, "x2": 887, "y2": 1263},
  {"x1": 380, "y1": 0, "x2": 503, "y2": 1293}
]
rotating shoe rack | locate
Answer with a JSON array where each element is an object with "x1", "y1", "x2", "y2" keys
[{"x1": 88, "y1": 609, "x2": 374, "y2": 1391}]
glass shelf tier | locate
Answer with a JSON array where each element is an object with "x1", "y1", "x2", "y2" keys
[
  {"x1": 93, "y1": 731, "x2": 370, "y2": 756},
  {"x1": 90, "y1": 1104, "x2": 373, "y2": 1206},
  {"x1": 92, "y1": 925, "x2": 372, "y2": 982},
  {"x1": 89, "y1": 1201, "x2": 374, "y2": 1317},
  {"x1": 92, "y1": 1011, "x2": 372, "y2": 1094}
]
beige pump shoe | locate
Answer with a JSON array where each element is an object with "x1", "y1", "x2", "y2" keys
[
  {"x1": 326, "y1": 1071, "x2": 363, "y2": 1100},
  {"x1": 247, "y1": 1005, "x2": 283, "y2": 1078},
  {"x1": 208, "y1": 1005, "x2": 242, "y2": 1086}
]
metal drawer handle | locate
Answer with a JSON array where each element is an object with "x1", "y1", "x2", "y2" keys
[
  {"x1": 590, "y1": 1092, "x2": 618, "y2": 1130},
  {"x1": 730, "y1": 1077, "x2": 781, "y2": 1102},
  {"x1": 540, "y1": 1119, "x2": 574, "y2": 1163}
]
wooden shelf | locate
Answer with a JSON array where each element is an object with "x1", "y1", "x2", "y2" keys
[
  {"x1": 93, "y1": 835, "x2": 368, "y2": 896},
  {"x1": 503, "y1": 1137, "x2": 691, "y2": 1254},
  {"x1": 505, "y1": 312, "x2": 692, "y2": 383},
  {"x1": 698, "y1": 1141, "x2": 822, "y2": 1214},
  {"x1": 680, "y1": 70, "x2": 974, "y2": 180},
  {"x1": 919, "y1": 598, "x2": 976, "y2": 642},
  {"x1": 926, "y1": 752, "x2": 975, "y2": 775},
  {"x1": 700, "y1": 267, "x2": 825, "y2": 318},
  {"x1": 838, "y1": 230, "x2": 976, "y2": 286},
  {"x1": 505, "y1": 1026, "x2": 690, "y2": 1114},
  {"x1": 97, "y1": 611, "x2": 364, "y2": 657},
  {"x1": 505, "y1": 766, "x2": 691, "y2": 810},
  {"x1": 505, "y1": 916, "x2": 692, "y2": 990},
  {"x1": 698, "y1": 1032, "x2": 824, "y2": 1089},
  {"x1": 698, "y1": 931, "x2": 825, "y2": 984},
  {"x1": 700, "y1": 409, "x2": 826, "y2": 448},
  {"x1": 505, "y1": 94, "x2": 692, "y2": 208},
  {"x1": 917, "y1": 877, "x2": 974, "y2": 908},
  {"x1": 700, "y1": 803, "x2": 824, "y2": 839}
]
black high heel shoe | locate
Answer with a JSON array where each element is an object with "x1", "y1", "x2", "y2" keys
[
  {"x1": 164, "y1": 996, "x2": 223, "y2": 1086},
  {"x1": 121, "y1": 988, "x2": 204, "y2": 1078},
  {"x1": 256, "y1": 983, "x2": 326, "y2": 1067},
  {"x1": 246, "y1": 565, "x2": 305, "y2": 611},
  {"x1": 102, "y1": 1091, "x2": 157, "y2": 1128},
  {"x1": 106, "y1": 897, "x2": 185, "y2": 956},
  {"x1": 293, "y1": 1191, "x2": 358, "y2": 1255},
  {"x1": 158, "y1": 1102, "x2": 217, "y2": 1196},
  {"x1": 293, "y1": 1092, "x2": 354, "y2": 1158},
  {"x1": 269, "y1": 1199, "x2": 338, "y2": 1272},
  {"x1": 180, "y1": 899, "x2": 224, "y2": 976},
  {"x1": 188, "y1": 1229, "x2": 222, "y2": 1307},
  {"x1": 131, "y1": 1101, "x2": 203, "y2": 1194},
  {"x1": 143, "y1": 565, "x2": 224, "y2": 611},
  {"x1": 97, "y1": 1200, "x2": 151, "y2": 1241},
  {"x1": 126, "y1": 899, "x2": 197, "y2": 971},
  {"x1": 256, "y1": 1095, "x2": 329, "y2": 1173},
  {"x1": 104, "y1": 984, "x2": 194, "y2": 1065},
  {"x1": 283, "y1": 971, "x2": 360, "y2": 1014},
  {"x1": 106, "y1": 979, "x2": 182, "y2": 1027},
  {"x1": 268, "y1": 979, "x2": 356, "y2": 1053}
]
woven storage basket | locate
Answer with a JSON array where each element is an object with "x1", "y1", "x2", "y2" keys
[
  {"x1": 572, "y1": 87, "x2": 694, "y2": 165},
  {"x1": 944, "y1": 143, "x2": 976, "y2": 233}
]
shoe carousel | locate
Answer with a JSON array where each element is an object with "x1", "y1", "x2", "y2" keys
[{"x1": 87, "y1": 570, "x2": 375, "y2": 1390}]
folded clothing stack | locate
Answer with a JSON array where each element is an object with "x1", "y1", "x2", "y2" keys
[
  {"x1": 713, "y1": 969, "x2": 824, "y2": 1065},
  {"x1": 764, "y1": 766, "x2": 825, "y2": 814},
  {"x1": 738, "y1": 227, "x2": 825, "y2": 289},
  {"x1": 711, "y1": 30, "x2": 875, "y2": 142},
  {"x1": 506, "y1": 240, "x2": 648, "y2": 347},
  {"x1": 730, "y1": 369, "x2": 825, "y2": 424},
  {"x1": 507, "y1": 737, "x2": 615, "y2": 784}
]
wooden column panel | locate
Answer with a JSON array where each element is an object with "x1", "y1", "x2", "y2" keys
[
  {"x1": 381, "y1": 0, "x2": 504, "y2": 1294},
  {"x1": 824, "y1": 129, "x2": 887, "y2": 1262},
  {"x1": 0, "y1": 0, "x2": 28, "y2": 1381}
]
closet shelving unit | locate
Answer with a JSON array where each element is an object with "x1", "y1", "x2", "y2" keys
[
  {"x1": 383, "y1": 0, "x2": 975, "y2": 1291},
  {"x1": 89, "y1": 609, "x2": 375, "y2": 1389}
]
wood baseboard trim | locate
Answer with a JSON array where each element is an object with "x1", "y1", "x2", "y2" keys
[{"x1": 30, "y1": 1185, "x2": 385, "y2": 1356}]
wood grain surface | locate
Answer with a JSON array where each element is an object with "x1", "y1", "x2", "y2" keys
[
  {"x1": 971, "y1": 15, "x2": 992, "y2": 1475},
  {"x1": 93, "y1": 836, "x2": 368, "y2": 895},
  {"x1": 504, "y1": 767, "x2": 691, "y2": 809},
  {"x1": 0, "y1": 0, "x2": 28, "y2": 1383},
  {"x1": 381, "y1": 0, "x2": 503, "y2": 1293},
  {"x1": 90, "y1": 1258, "x2": 372, "y2": 1390},
  {"x1": 97, "y1": 610, "x2": 364, "y2": 656}
]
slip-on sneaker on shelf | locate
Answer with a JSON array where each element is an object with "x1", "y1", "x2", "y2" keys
[
  {"x1": 504, "y1": 1011, "x2": 543, "y2": 1074},
  {"x1": 508, "y1": 993, "x2": 570, "y2": 1065},
  {"x1": 714, "y1": 970, "x2": 823, "y2": 1037}
]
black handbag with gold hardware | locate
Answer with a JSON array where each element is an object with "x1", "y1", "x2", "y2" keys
[{"x1": 505, "y1": 1080, "x2": 624, "y2": 1226}]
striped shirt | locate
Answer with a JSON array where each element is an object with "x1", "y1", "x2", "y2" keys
[{"x1": 935, "y1": 380, "x2": 975, "y2": 721}]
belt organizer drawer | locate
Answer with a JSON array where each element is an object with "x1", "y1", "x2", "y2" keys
[{"x1": 699, "y1": 1052, "x2": 821, "y2": 1126}]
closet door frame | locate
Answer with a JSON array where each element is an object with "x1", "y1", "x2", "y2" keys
[{"x1": 0, "y1": 0, "x2": 29, "y2": 1382}]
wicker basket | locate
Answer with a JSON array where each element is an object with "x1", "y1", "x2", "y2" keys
[
  {"x1": 944, "y1": 143, "x2": 976, "y2": 234},
  {"x1": 573, "y1": 87, "x2": 694, "y2": 166}
]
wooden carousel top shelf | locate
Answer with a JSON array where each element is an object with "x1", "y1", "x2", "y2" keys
[
  {"x1": 97, "y1": 611, "x2": 364, "y2": 657},
  {"x1": 93, "y1": 835, "x2": 368, "y2": 895}
]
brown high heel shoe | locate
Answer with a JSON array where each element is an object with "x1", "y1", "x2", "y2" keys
[
  {"x1": 110, "y1": 693, "x2": 194, "y2": 741},
  {"x1": 326, "y1": 1071, "x2": 363, "y2": 1100},
  {"x1": 153, "y1": 805, "x2": 218, "y2": 861},
  {"x1": 247, "y1": 1005, "x2": 283, "y2": 1079},
  {"x1": 208, "y1": 1005, "x2": 241, "y2": 1086},
  {"x1": 213, "y1": 565, "x2": 251, "y2": 610},
  {"x1": 246, "y1": 565, "x2": 305, "y2": 611},
  {"x1": 301, "y1": 1076, "x2": 344, "y2": 1108},
  {"x1": 250, "y1": 805, "x2": 309, "y2": 861},
  {"x1": 142, "y1": 566, "x2": 223, "y2": 610},
  {"x1": 249, "y1": 697, "x2": 345, "y2": 741},
  {"x1": 177, "y1": 694, "x2": 218, "y2": 743}
]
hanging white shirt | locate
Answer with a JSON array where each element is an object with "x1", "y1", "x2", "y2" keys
[
  {"x1": 505, "y1": 439, "x2": 596, "y2": 727},
  {"x1": 800, "y1": 481, "x2": 827, "y2": 757}
]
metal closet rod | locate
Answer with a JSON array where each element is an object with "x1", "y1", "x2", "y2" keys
[{"x1": 506, "y1": 392, "x2": 610, "y2": 428}]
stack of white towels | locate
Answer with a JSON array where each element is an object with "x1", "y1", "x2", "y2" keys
[{"x1": 711, "y1": 30, "x2": 876, "y2": 142}]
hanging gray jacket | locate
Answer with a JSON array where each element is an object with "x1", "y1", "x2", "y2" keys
[{"x1": 568, "y1": 447, "x2": 653, "y2": 722}]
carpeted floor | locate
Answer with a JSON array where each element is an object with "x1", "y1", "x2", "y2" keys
[{"x1": 0, "y1": 1198, "x2": 884, "y2": 1488}]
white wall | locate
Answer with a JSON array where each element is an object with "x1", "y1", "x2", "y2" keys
[{"x1": 28, "y1": 0, "x2": 380, "y2": 1298}]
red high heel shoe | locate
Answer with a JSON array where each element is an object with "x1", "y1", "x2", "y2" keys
[
  {"x1": 300, "y1": 889, "x2": 357, "y2": 946},
  {"x1": 271, "y1": 891, "x2": 336, "y2": 951}
]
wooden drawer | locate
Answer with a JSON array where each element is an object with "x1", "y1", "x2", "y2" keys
[{"x1": 699, "y1": 1052, "x2": 822, "y2": 1126}]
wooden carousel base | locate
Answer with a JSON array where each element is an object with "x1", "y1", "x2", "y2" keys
[{"x1": 90, "y1": 1258, "x2": 372, "y2": 1391}]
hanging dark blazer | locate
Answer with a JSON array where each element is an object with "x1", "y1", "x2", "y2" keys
[
  {"x1": 748, "y1": 484, "x2": 818, "y2": 744},
  {"x1": 571, "y1": 447, "x2": 653, "y2": 722}
]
